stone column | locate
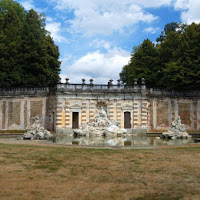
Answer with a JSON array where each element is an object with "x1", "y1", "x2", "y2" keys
[
  {"x1": 133, "y1": 100, "x2": 138, "y2": 128},
  {"x1": 141, "y1": 99, "x2": 148, "y2": 128},
  {"x1": 24, "y1": 97, "x2": 28, "y2": 129},
  {"x1": 61, "y1": 99, "x2": 66, "y2": 128},
  {"x1": 86, "y1": 102, "x2": 90, "y2": 125},
  {"x1": 168, "y1": 98, "x2": 172, "y2": 127},
  {"x1": 153, "y1": 99, "x2": 157, "y2": 129},
  {"x1": 26, "y1": 98, "x2": 31, "y2": 128},
  {"x1": 0, "y1": 101, "x2": 3, "y2": 129},
  {"x1": 81, "y1": 101, "x2": 87, "y2": 126},
  {"x1": 42, "y1": 98, "x2": 46, "y2": 127},
  {"x1": 20, "y1": 100, "x2": 25, "y2": 129},
  {"x1": 197, "y1": 100, "x2": 200, "y2": 130},
  {"x1": 137, "y1": 100, "x2": 142, "y2": 128},
  {"x1": 69, "y1": 110, "x2": 72, "y2": 128},
  {"x1": 113, "y1": 100, "x2": 117, "y2": 121},
  {"x1": 174, "y1": 99, "x2": 178, "y2": 119},
  {"x1": 89, "y1": 100, "x2": 95, "y2": 121},
  {"x1": 190, "y1": 101, "x2": 194, "y2": 129},
  {"x1": 116, "y1": 100, "x2": 121, "y2": 124},
  {"x1": 108, "y1": 101, "x2": 115, "y2": 121},
  {"x1": 65, "y1": 109, "x2": 70, "y2": 127},
  {"x1": 5, "y1": 100, "x2": 9, "y2": 130},
  {"x1": 192, "y1": 100, "x2": 197, "y2": 129}
]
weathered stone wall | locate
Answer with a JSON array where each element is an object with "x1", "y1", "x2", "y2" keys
[
  {"x1": 0, "y1": 85, "x2": 199, "y2": 133},
  {"x1": 46, "y1": 95, "x2": 57, "y2": 132},
  {"x1": 149, "y1": 97, "x2": 200, "y2": 131},
  {"x1": 0, "y1": 95, "x2": 48, "y2": 130}
]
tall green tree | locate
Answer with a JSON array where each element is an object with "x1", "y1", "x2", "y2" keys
[
  {"x1": 20, "y1": 9, "x2": 48, "y2": 87},
  {"x1": 0, "y1": 0, "x2": 61, "y2": 88},
  {"x1": 0, "y1": 0, "x2": 26, "y2": 20},
  {"x1": 120, "y1": 39, "x2": 160, "y2": 87},
  {"x1": 120, "y1": 22, "x2": 200, "y2": 90},
  {"x1": 156, "y1": 22, "x2": 187, "y2": 43},
  {"x1": 44, "y1": 35, "x2": 61, "y2": 86},
  {"x1": 163, "y1": 23, "x2": 200, "y2": 90},
  {"x1": 0, "y1": 8, "x2": 22, "y2": 87}
]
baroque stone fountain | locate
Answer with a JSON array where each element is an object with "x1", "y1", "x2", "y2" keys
[
  {"x1": 23, "y1": 116, "x2": 52, "y2": 140},
  {"x1": 74, "y1": 107, "x2": 128, "y2": 137},
  {"x1": 161, "y1": 116, "x2": 191, "y2": 140}
]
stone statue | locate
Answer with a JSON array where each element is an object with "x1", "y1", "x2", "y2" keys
[
  {"x1": 161, "y1": 116, "x2": 191, "y2": 140},
  {"x1": 74, "y1": 107, "x2": 127, "y2": 137},
  {"x1": 23, "y1": 116, "x2": 52, "y2": 140},
  {"x1": 99, "y1": 106, "x2": 107, "y2": 119}
]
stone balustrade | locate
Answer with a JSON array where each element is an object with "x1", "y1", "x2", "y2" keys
[
  {"x1": 55, "y1": 83, "x2": 145, "y2": 93},
  {"x1": 0, "y1": 79, "x2": 199, "y2": 98},
  {"x1": 149, "y1": 88, "x2": 200, "y2": 97},
  {"x1": 0, "y1": 87, "x2": 49, "y2": 96}
]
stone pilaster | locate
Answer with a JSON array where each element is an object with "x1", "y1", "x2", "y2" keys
[
  {"x1": 5, "y1": 100, "x2": 9, "y2": 130},
  {"x1": 27, "y1": 98, "x2": 30, "y2": 128},
  {"x1": 197, "y1": 100, "x2": 200, "y2": 130},
  {"x1": 153, "y1": 99, "x2": 157, "y2": 129},
  {"x1": 141, "y1": 100, "x2": 148, "y2": 128},
  {"x1": 20, "y1": 100, "x2": 25, "y2": 129},
  {"x1": 168, "y1": 98, "x2": 172, "y2": 127},
  {"x1": 190, "y1": 101, "x2": 194, "y2": 129},
  {"x1": 174, "y1": 99, "x2": 178, "y2": 119}
]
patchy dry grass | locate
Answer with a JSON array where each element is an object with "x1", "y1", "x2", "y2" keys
[{"x1": 0, "y1": 142, "x2": 200, "y2": 200}]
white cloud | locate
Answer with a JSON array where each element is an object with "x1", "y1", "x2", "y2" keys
[
  {"x1": 60, "y1": 47, "x2": 130, "y2": 84},
  {"x1": 70, "y1": 5, "x2": 157, "y2": 36},
  {"x1": 46, "y1": 16, "x2": 54, "y2": 22},
  {"x1": 89, "y1": 40, "x2": 111, "y2": 50},
  {"x1": 21, "y1": 0, "x2": 35, "y2": 10},
  {"x1": 174, "y1": 0, "x2": 200, "y2": 24},
  {"x1": 48, "y1": 0, "x2": 169, "y2": 36},
  {"x1": 21, "y1": 0, "x2": 44, "y2": 13},
  {"x1": 174, "y1": 0, "x2": 189, "y2": 10},
  {"x1": 21, "y1": 0, "x2": 34, "y2": 10},
  {"x1": 144, "y1": 27, "x2": 160, "y2": 34},
  {"x1": 136, "y1": 0, "x2": 172, "y2": 7},
  {"x1": 45, "y1": 22, "x2": 67, "y2": 43},
  {"x1": 52, "y1": 0, "x2": 172, "y2": 10}
]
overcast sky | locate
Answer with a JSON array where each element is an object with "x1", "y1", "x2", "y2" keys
[{"x1": 16, "y1": 0, "x2": 200, "y2": 84}]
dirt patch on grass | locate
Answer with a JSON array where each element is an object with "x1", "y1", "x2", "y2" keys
[{"x1": 0, "y1": 140, "x2": 200, "y2": 200}]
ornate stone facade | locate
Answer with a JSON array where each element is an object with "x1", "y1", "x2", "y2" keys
[
  {"x1": 0, "y1": 82, "x2": 199, "y2": 133},
  {"x1": 54, "y1": 82, "x2": 148, "y2": 134}
]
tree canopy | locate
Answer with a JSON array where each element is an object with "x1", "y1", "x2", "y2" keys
[
  {"x1": 120, "y1": 22, "x2": 200, "y2": 90},
  {"x1": 0, "y1": 0, "x2": 61, "y2": 87}
]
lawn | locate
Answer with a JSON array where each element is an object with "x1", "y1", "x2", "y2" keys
[{"x1": 0, "y1": 142, "x2": 200, "y2": 200}]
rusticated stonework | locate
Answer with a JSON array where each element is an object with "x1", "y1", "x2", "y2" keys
[{"x1": 0, "y1": 84, "x2": 199, "y2": 133}]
